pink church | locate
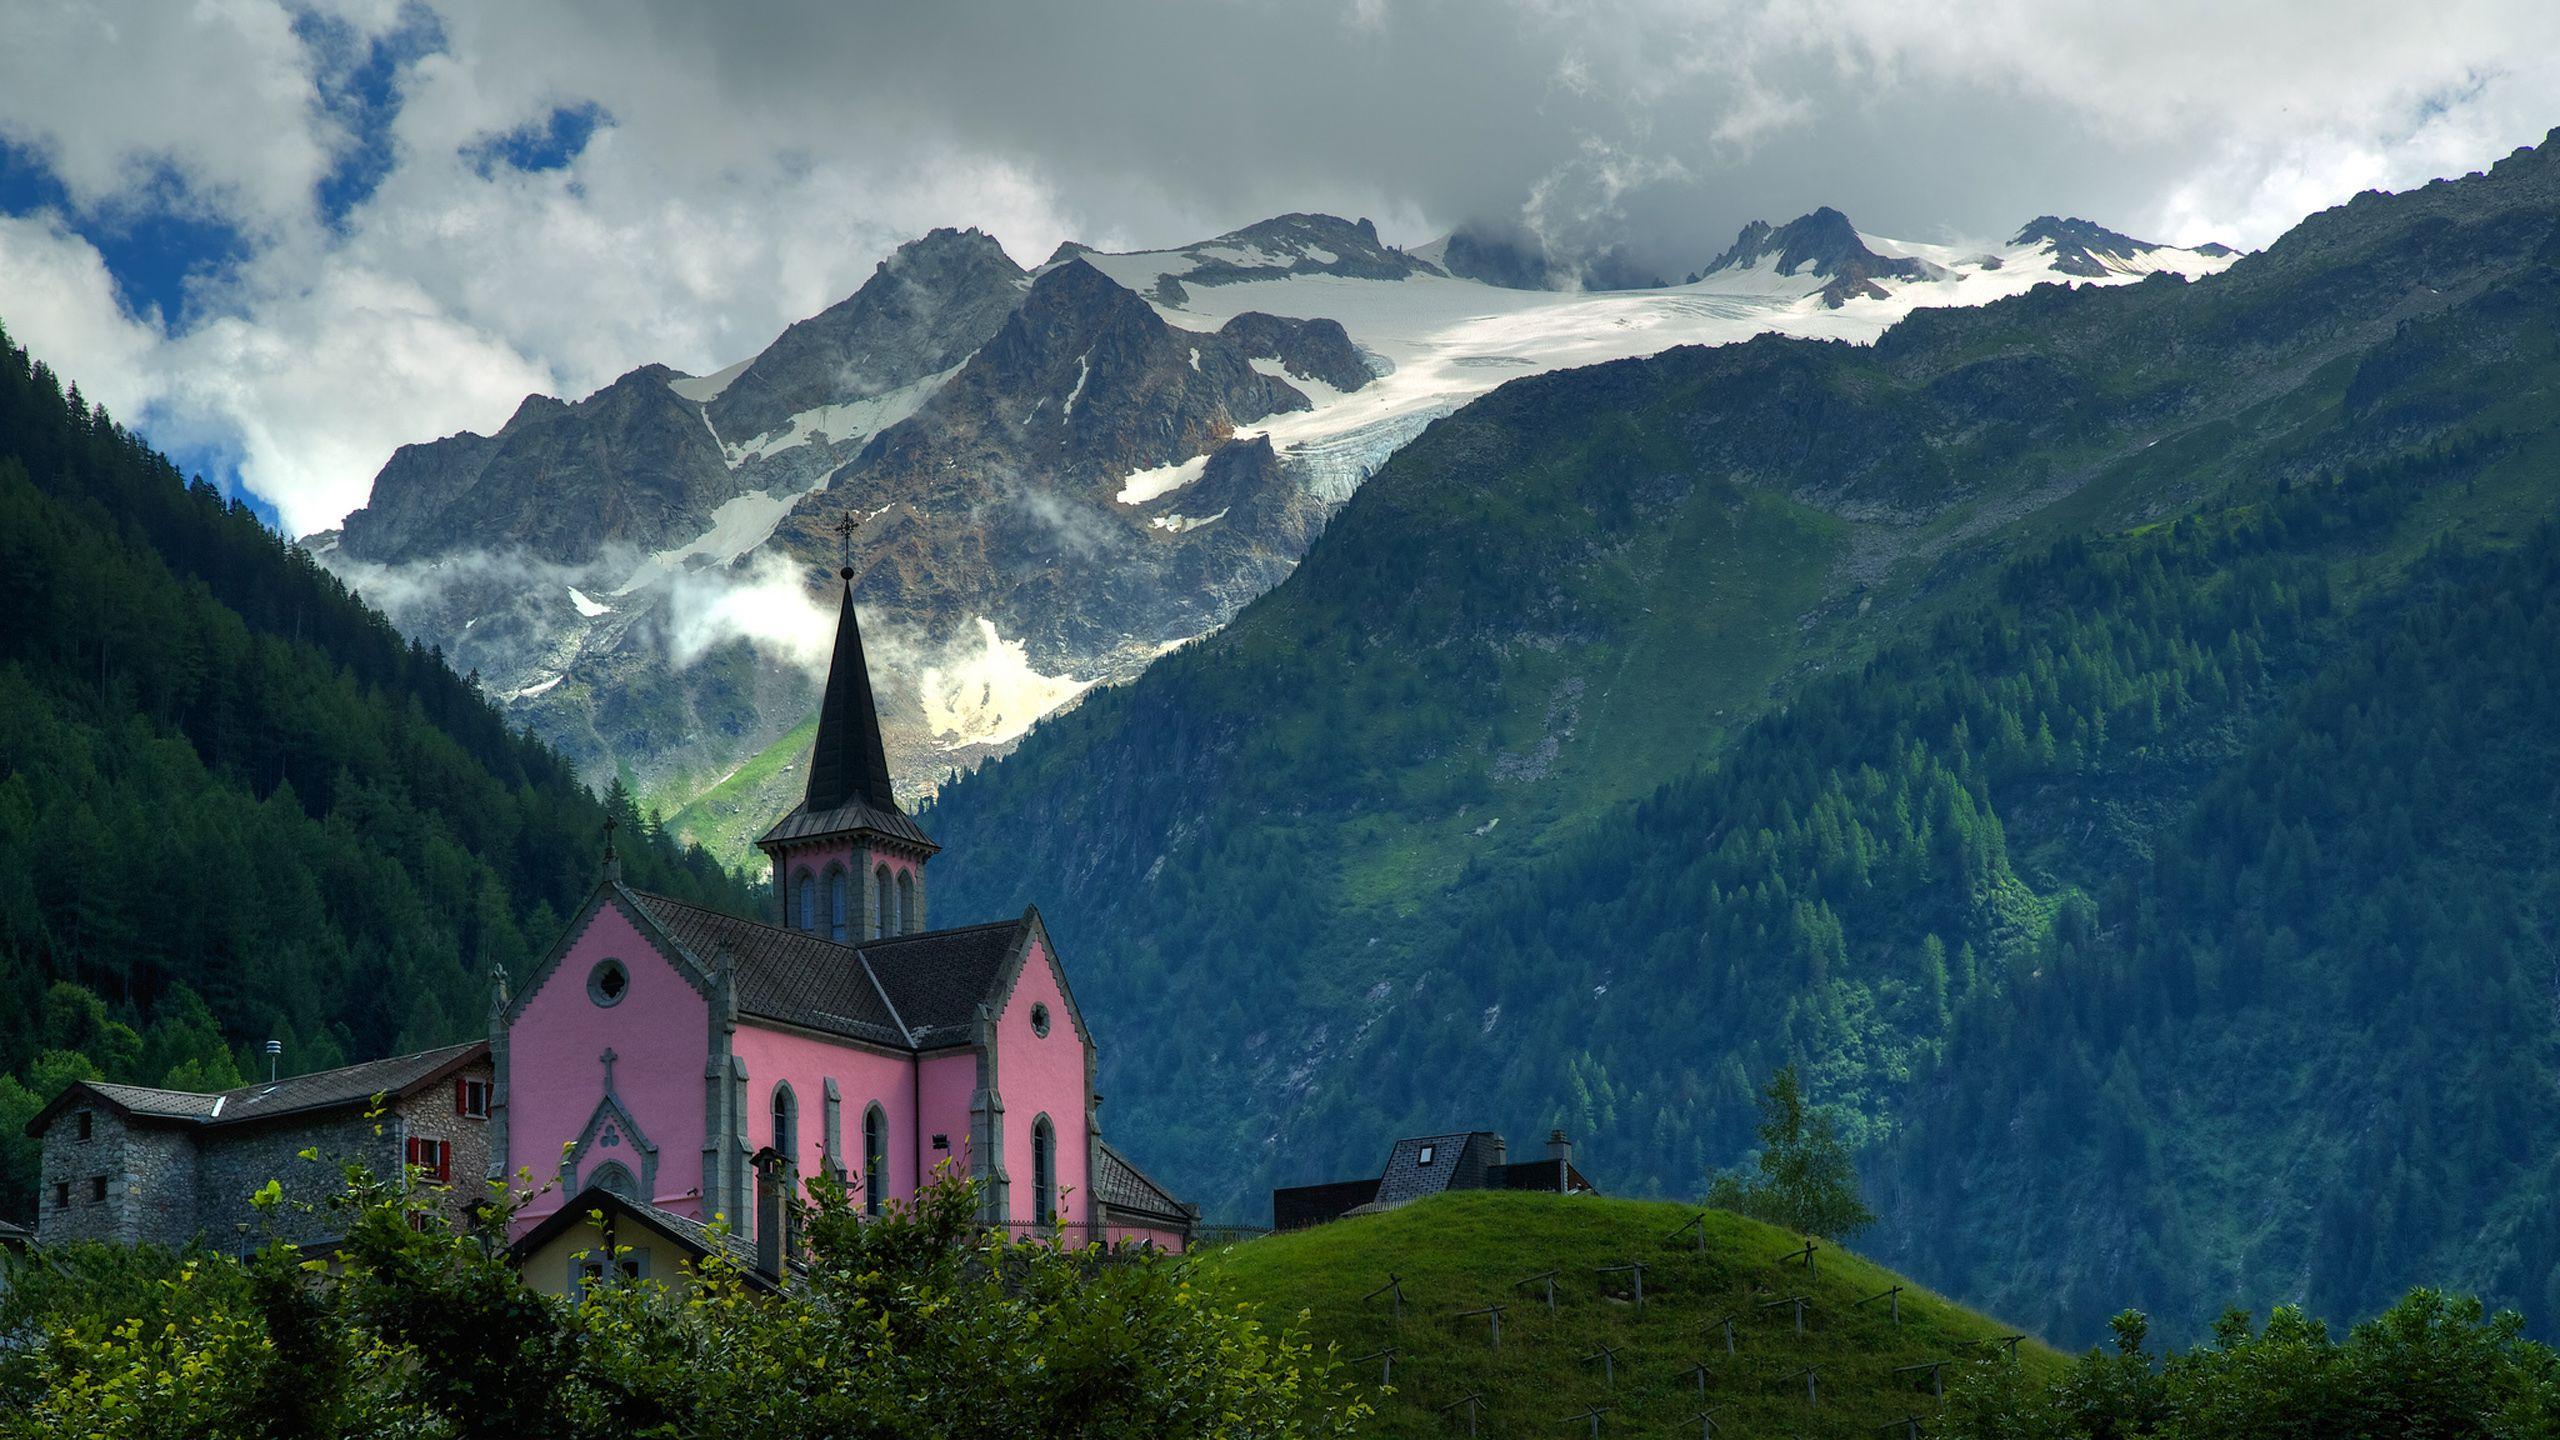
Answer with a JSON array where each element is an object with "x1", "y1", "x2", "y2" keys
[{"x1": 490, "y1": 565, "x2": 1193, "y2": 1252}]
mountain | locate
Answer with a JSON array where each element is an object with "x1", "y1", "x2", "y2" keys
[
  {"x1": 314, "y1": 204, "x2": 2233, "y2": 868},
  {"x1": 918, "y1": 131, "x2": 2560, "y2": 1348},
  {"x1": 0, "y1": 320, "x2": 755, "y2": 1218},
  {"x1": 1700, "y1": 205, "x2": 1938, "y2": 305},
  {"x1": 1198, "y1": 1191, "x2": 2062, "y2": 1438},
  {"x1": 2011, "y1": 215, "x2": 2238, "y2": 277}
]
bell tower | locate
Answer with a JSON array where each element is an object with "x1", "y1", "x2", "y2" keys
[{"x1": 756, "y1": 514, "x2": 938, "y2": 942}]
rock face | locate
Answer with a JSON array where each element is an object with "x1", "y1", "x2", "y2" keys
[
  {"x1": 2011, "y1": 215, "x2": 2232, "y2": 276},
  {"x1": 342, "y1": 364, "x2": 734, "y2": 566},
  {"x1": 1700, "y1": 207, "x2": 1937, "y2": 307},
  {"x1": 703, "y1": 228, "x2": 1027, "y2": 444}
]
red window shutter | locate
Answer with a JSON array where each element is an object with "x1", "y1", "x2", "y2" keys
[
  {"x1": 437, "y1": 1142, "x2": 451, "y2": 1183},
  {"x1": 454, "y1": 1077, "x2": 466, "y2": 1114}
]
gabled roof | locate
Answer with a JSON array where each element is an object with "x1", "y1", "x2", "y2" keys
[
  {"x1": 628, "y1": 889, "x2": 909, "y2": 1047},
  {"x1": 859, "y1": 918, "x2": 1026, "y2": 1046},
  {"x1": 1094, "y1": 1142, "x2": 1190, "y2": 1225},
  {"x1": 26, "y1": 1041, "x2": 488, "y2": 1138},
  {"x1": 621, "y1": 889, "x2": 1043, "y2": 1053},
  {"x1": 508, "y1": 1189, "x2": 779, "y2": 1291}
]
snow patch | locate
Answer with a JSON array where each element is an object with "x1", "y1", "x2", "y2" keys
[
  {"x1": 1063, "y1": 355, "x2": 1090, "y2": 417},
  {"x1": 512, "y1": 673, "x2": 565, "y2": 700},
  {"x1": 1147, "y1": 508, "x2": 1228, "y2": 534},
  {"x1": 1116, "y1": 453, "x2": 1210, "y2": 505},
  {"x1": 667, "y1": 356, "x2": 753, "y2": 403},
  {"x1": 567, "y1": 586, "x2": 610, "y2": 618},
  {"x1": 920, "y1": 617, "x2": 1096, "y2": 750},
  {"x1": 725, "y1": 362, "x2": 961, "y2": 467}
]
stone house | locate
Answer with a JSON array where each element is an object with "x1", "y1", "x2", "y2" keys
[{"x1": 24, "y1": 1041, "x2": 493, "y2": 1250}]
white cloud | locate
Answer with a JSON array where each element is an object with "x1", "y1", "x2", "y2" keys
[{"x1": 0, "y1": 0, "x2": 2553, "y2": 537}]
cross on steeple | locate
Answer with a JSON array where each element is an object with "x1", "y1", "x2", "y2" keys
[{"x1": 834, "y1": 508, "x2": 861, "y2": 579}]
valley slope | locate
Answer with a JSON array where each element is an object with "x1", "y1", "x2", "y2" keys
[{"x1": 922, "y1": 133, "x2": 2560, "y2": 1346}]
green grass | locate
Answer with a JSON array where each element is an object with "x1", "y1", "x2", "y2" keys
[
  {"x1": 658, "y1": 716, "x2": 816, "y2": 870},
  {"x1": 1197, "y1": 1192, "x2": 2064, "y2": 1438}
]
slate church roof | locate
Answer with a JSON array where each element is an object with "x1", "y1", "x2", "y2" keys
[
  {"x1": 608, "y1": 888, "x2": 1073, "y2": 1055},
  {"x1": 1095, "y1": 1142, "x2": 1190, "y2": 1225}
]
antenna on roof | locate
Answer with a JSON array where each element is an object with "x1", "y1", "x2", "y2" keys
[{"x1": 263, "y1": 1039, "x2": 282, "y2": 1085}]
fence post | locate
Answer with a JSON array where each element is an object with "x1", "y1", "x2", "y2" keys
[
  {"x1": 1436, "y1": 1393, "x2": 1485, "y2": 1439},
  {"x1": 1514, "y1": 1269, "x2": 1561, "y2": 1314},
  {"x1": 1362, "y1": 1275, "x2": 1406, "y2": 1324},
  {"x1": 1347, "y1": 1347, "x2": 1398, "y2": 1387},
  {"x1": 1582, "y1": 1343, "x2": 1620, "y2": 1389}
]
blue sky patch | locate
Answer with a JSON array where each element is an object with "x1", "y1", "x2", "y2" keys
[
  {"x1": 303, "y1": 3, "x2": 448, "y2": 231},
  {"x1": 463, "y1": 102, "x2": 611, "y2": 179},
  {"x1": 0, "y1": 139, "x2": 249, "y2": 331}
]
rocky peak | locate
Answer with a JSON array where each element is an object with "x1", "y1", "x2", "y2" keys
[
  {"x1": 1701, "y1": 207, "x2": 1933, "y2": 307},
  {"x1": 339, "y1": 360, "x2": 732, "y2": 565},
  {"x1": 2010, "y1": 215, "x2": 2212, "y2": 277},
  {"x1": 702, "y1": 227, "x2": 1027, "y2": 444}
]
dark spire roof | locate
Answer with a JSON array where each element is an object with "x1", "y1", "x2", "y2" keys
[{"x1": 805, "y1": 572, "x2": 899, "y2": 816}]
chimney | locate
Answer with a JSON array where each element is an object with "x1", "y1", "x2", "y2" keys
[
  {"x1": 263, "y1": 1039, "x2": 282, "y2": 1084},
  {"x1": 1488, "y1": 1133, "x2": 1508, "y2": 1170},
  {"x1": 753, "y1": 1152, "x2": 783, "y2": 1281},
  {"x1": 1547, "y1": 1128, "x2": 1573, "y2": 1163}
]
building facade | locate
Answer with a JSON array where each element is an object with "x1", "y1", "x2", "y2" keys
[
  {"x1": 1272, "y1": 1128, "x2": 1596, "y2": 1230},
  {"x1": 495, "y1": 566, "x2": 1191, "y2": 1250},
  {"x1": 25, "y1": 1043, "x2": 494, "y2": 1250}
]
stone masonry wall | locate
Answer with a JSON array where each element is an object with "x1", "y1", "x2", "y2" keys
[
  {"x1": 398, "y1": 1059, "x2": 495, "y2": 1228},
  {"x1": 196, "y1": 1111, "x2": 399, "y2": 1250}
]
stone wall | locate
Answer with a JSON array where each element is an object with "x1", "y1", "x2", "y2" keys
[
  {"x1": 35, "y1": 1106, "x2": 200, "y2": 1248},
  {"x1": 397, "y1": 1059, "x2": 495, "y2": 1227},
  {"x1": 195, "y1": 1111, "x2": 397, "y2": 1250}
]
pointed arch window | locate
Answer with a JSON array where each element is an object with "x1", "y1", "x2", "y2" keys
[
  {"x1": 896, "y1": 871, "x2": 916, "y2": 935},
  {"x1": 793, "y1": 868, "x2": 816, "y2": 932},
  {"x1": 826, "y1": 866, "x2": 849, "y2": 943},
  {"x1": 771, "y1": 1083, "x2": 798, "y2": 1165},
  {"x1": 585, "y1": 1161, "x2": 639, "y2": 1201},
  {"x1": 862, "y1": 1104, "x2": 888, "y2": 1217},
  {"x1": 874, "y1": 864, "x2": 895, "y2": 939},
  {"x1": 1030, "y1": 1115, "x2": 1056, "y2": 1227}
]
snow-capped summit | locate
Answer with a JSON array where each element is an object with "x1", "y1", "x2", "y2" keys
[
  {"x1": 1700, "y1": 207, "x2": 1937, "y2": 307},
  {"x1": 2010, "y1": 216, "x2": 2237, "y2": 277}
]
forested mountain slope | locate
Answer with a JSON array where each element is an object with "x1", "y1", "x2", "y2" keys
[
  {"x1": 0, "y1": 324, "x2": 756, "y2": 1216},
  {"x1": 923, "y1": 132, "x2": 2560, "y2": 1346}
]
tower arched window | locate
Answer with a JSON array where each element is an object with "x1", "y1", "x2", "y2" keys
[
  {"x1": 792, "y1": 868, "x2": 816, "y2": 932},
  {"x1": 862, "y1": 1104, "x2": 888, "y2": 1217},
  {"x1": 585, "y1": 1161, "x2": 639, "y2": 1201},
  {"x1": 771, "y1": 1083, "x2": 797, "y2": 1166},
  {"x1": 826, "y1": 866, "x2": 848, "y2": 943},
  {"x1": 897, "y1": 871, "x2": 916, "y2": 935},
  {"x1": 1031, "y1": 1115, "x2": 1056, "y2": 1227},
  {"x1": 874, "y1": 864, "x2": 894, "y2": 939}
]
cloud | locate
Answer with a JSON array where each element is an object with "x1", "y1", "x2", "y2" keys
[{"x1": 0, "y1": 0, "x2": 2554, "y2": 536}]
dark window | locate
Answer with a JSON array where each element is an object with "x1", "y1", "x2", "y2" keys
[
  {"x1": 75, "y1": 1110, "x2": 92, "y2": 1141},
  {"x1": 457, "y1": 1078, "x2": 492, "y2": 1118},
  {"x1": 897, "y1": 871, "x2": 916, "y2": 935},
  {"x1": 874, "y1": 865, "x2": 894, "y2": 938},
  {"x1": 88, "y1": 1176, "x2": 107, "y2": 1202},
  {"x1": 1031, "y1": 1116, "x2": 1056, "y2": 1226},
  {"x1": 828, "y1": 868, "x2": 848, "y2": 943},
  {"x1": 793, "y1": 868, "x2": 817, "y2": 932},
  {"x1": 588, "y1": 958, "x2": 630, "y2": 1008},
  {"x1": 1030, "y1": 1003, "x2": 1051, "y2": 1038},
  {"x1": 771, "y1": 1084, "x2": 797, "y2": 1161},
  {"x1": 53, "y1": 1181, "x2": 69, "y2": 1209},
  {"x1": 405, "y1": 1137, "x2": 453, "y2": 1184},
  {"x1": 862, "y1": 1105, "x2": 888, "y2": 1217}
]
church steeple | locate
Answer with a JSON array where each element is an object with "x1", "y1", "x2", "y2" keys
[
  {"x1": 757, "y1": 513, "x2": 938, "y2": 944},
  {"x1": 804, "y1": 568, "x2": 899, "y2": 816}
]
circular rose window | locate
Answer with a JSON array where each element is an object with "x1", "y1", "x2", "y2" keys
[
  {"x1": 589, "y1": 958, "x2": 631, "y2": 1008},
  {"x1": 1030, "y1": 1002, "x2": 1051, "y2": 1037}
]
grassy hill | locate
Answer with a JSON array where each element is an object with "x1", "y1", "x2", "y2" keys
[{"x1": 1199, "y1": 1193, "x2": 2062, "y2": 1438}]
